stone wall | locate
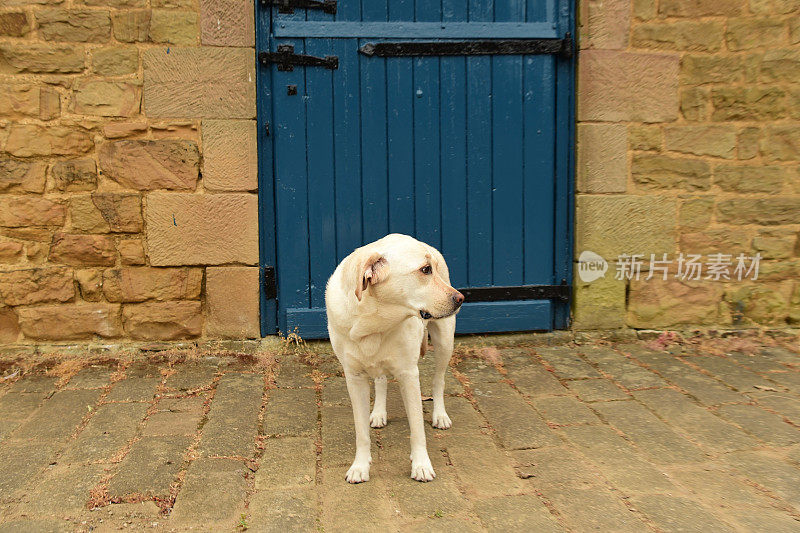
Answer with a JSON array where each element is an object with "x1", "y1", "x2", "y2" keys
[
  {"x1": 0, "y1": 0, "x2": 260, "y2": 343},
  {"x1": 574, "y1": 0, "x2": 800, "y2": 330}
]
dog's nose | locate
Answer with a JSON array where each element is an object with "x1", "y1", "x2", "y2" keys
[{"x1": 453, "y1": 291, "x2": 464, "y2": 306}]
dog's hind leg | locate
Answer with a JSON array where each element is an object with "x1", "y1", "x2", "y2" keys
[
  {"x1": 344, "y1": 370, "x2": 372, "y2": 483},
  {"x1": 427, "y1": 315, "x2": 455, "y2": 429},
  {"x1": 369, "y1": 375, "x2": 388, "y2": 428}
]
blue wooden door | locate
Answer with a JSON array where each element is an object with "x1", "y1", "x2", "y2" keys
[{"x1": 256, "y1": 0, "x2": 574, "y2": 338}]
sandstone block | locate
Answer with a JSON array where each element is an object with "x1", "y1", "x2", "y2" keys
[
  {"x1": 92, "y1": 193, "x2": 143, "y2": 232},
  {"x1": 680, "y1": 56, "x2": 742, "y2": 85},
  {"x1": 632, "y1": 21, "x2": 724, "y2": 52},
  {"x1": 628, "y1": 125, "x2": 661, "y2": 151},
  {"x1": 679, "y1": 228, "x2": 750, "y2": 255},
  {"x1": 25, "y1": 243, "x2": 49, "y2": 264},
  {"x1": 92, "y1": 46, "x2": 138, "y2": 76},
  {"x1": 200, "y1": 0, "x2": 255, "y2": 47},
  {"x1": 0, "y1": 196, "x2": 65, "y2": 227},
  {"x1": 790, "y1": 284, "x2": 800, "y2": 324},
  {"x1": 0, "y1": 306, "x2": 20, "y2": 343},
  {"x1": 578, "y1": 50, "x2": 679, "y2": 123},
  {"x1": 737, "y1": 127, "x2": 760, "y2": 160},
  {"x1": 633, "y1": 0, "x2": 656, "y2": 19},
  {"x1": 678, "y1": 197, "x2": 713, "y2": 230},
  {"x1": 149, "y1": 10, "x2": 198, "y2": 45},
  {"x1": 762, "y1": 125, "x2": 800, "y2": 161},
  {"x1": 98, "y1": 140, "x2": 199, "y2": 190},
  {"x1": 680, "y1": 88, "x2": 708, "y2": 121},
  {"x1": 72, "y1": 80, "x2": 140, "y2": 117},
  {"x1": 664, "y1": 126, "x2": 736, "y2": 159},
  {"x1": 724, "y1": 284, "x2": 790, "y2": 326},
  {"x1": 0, "y1": 84, "x2": 60, "y2": 120},
  {"x1": 0, "y1": 242, "x2": 23, "y2": 264},
  {"x1": 4, "y1": 124, "x2": 93, "y2": 157},
  {"x1": 726, "y1": 18, "x2": 788, "y2": 51},
  {"x1": 791, "y1": 17, "x2": 800, "y2": 44},
  {"x1": 51, "y1": 159, "x2": 97, "y2": 192},
  {"x1": 659, "y1": 0, "x2": 744, "y2": 16},
  {"x1": 715, "y1": 165, "x2": 786, "y2": 193},
  {"x1": 0, "y1": 160, "x2": 46, "y2": 193},
  {"x1": 628, "y1": 279, "x2": 723, "y2": 329},
  {"x1": 5, "y1": 227, "x2": 51, "y2": 242},
  {"x1": 572, "y1": 275, "x2": 626, "y2": 330},
  {"x1": 0, "y1": 12, "x2": 29, "y2": 37},
  {"x1": 18, "y1": 303, "x2": 122, "y2": 340},
  {"x1": 49, "y1": 233, "x2": 116, "y2": 266},
  {"x1": 117, "y1": 239, "x2": 145, "y2": 265},
  {"x1": 632, "y1": 154, "x2": 711, "y2": 191},
  {"x1": 752, "y1": 229, "x2": 798, "y2": 260},
  {"x1": 575, "y1": 195, "x2": 677, "y2": 259},
  {"x1": 576, "y1": 123, "x2": 627, "y2": 193},
  {"x1": 759, "y1": 49, "x2": 800, "y2": 83},
  {"x1": 122, "y1": 300, "x2": 202, "y2": 340},
  {"x1": 205, "y1": 266, "x2": 259, "y2": 338},
  {"x1": 717, "y1": 198, "x2": 800, "y2": 225},
  {"x1": 0, "y1": 267, "x2": 74, "y2": 305},
  {"x1": 112, "y1": 10, "x2": 151, "y2": 43},
  {"x1": 36, "y1": 9, "x2": 110, "y2": 42},
  {"x1": 69, "y1": 195, "x2": 109, "y2": 233},
  {"x1": 75, "y1": 269, "x2": 103, "y2": 301},
  {"x1": 580, "y1": 0, "x2": 629, "y2": 50},
  {"x1": 103, "y1": 121, "x2": 147, "y2": 139},
  {"x1": 201, "y1": 120, "x2": 258, "y2": 191},
  {"x1": 711, "y1": 87, "x2": 786, "y2": 121},
  {"x1": 0, "y1": 44, "x2": 84, "y2": 74},
  {"x1": 143, "y1": 47, "x2": 256, "y2": 118},
  {"x1": 81, "y1": 0, "x2": 146, "y2": 6},
  {"x1": 146, "y1": 192, "x2": 258, "y2": 266},
  {"x1": 750, "y1": 0, "x2": 800, "y2": 14},
  {"x1": 103, "y1": 267, "x2": 202, "y2": 302}
]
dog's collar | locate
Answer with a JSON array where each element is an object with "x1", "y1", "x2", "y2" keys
[{"x1": 419, "y1": 310, "x2": 432, "y2": 319}]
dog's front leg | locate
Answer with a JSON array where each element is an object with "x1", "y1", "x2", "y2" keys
[
  {"x1": 344, "y1": 370, "x2": 372, "y2": 483},
  {"x1": 369, "y1": 375, "x2": 388, "y2": 428},
  {"x1": 428, "y1": 316, "x2": 455, "y2": 429},
  {"x1": 397, "y1": 368, "x2": 435, "y2": 482}
]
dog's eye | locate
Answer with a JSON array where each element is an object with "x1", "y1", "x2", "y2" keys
[{"x1": 420, "y1": 265, "x2": 432, "y2": 275}]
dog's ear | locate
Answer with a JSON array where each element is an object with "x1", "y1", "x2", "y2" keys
[{"x1": 354, "y1": 252, "x2": 387, "y2": 301}]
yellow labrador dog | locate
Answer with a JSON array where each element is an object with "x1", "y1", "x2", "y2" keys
[{"x1": 325, "y1": 234, "x2": 464, "y2": 483}]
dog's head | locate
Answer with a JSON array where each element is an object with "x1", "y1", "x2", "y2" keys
[{"x1": 353, "y1": 239, "x2": 464, "y2": 320}]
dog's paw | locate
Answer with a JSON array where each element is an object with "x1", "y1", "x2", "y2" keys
[
  {"x1": 410, "y1": 456, "x2": 436, "y2": 482},
  {"x1": 369, "y1": 410, "x2": 387, "y2": 428},
  {"x1": 345, "y1": 461, "x2": 371, "y2": 484},
  {"x1": 431, "y1": 410, "x2": 452, "y2": 430}
]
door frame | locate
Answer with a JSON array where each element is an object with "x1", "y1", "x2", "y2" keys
[{"x1": 255, "y1": 2, "x2": 575, "y2": 336}]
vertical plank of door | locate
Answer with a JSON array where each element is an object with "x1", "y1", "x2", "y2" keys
[
  {"x1": 360, "y1": 1, "x2": 389, "y2": 243},
  {"x1": 273, "y1": 38, "x2": 310, "y2": 328},
  {"x1": 523, "y1": 55, "x2": 556, "y2": 285},
  {"x1": 440, "y1": 0, "x2": 468, "y2": 287}
]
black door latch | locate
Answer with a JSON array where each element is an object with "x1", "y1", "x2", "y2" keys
[
  {"x1": 258, "y1": 45, "x2": 339, "y2": 71},
  {"x1": 263, "y1": 0, "x2": 337, "y2": 14}
]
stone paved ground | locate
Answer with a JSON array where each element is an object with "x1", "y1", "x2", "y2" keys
[{"x1": 1, "y1": 337, "x2": 799, "y2": 532}]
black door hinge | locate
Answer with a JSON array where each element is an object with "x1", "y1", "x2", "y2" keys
[
  {"x1": 259, "y1": 45, "x2": 339, "y2": 71},
  {"x1": 458, "y1": 281, "x2": 570, "y2": 303},
  {"x1": 263, "y1": 0, "x2": 336, "y2": 14},
  {"x1": 263, "y1": 266, "x2": 277, "y2": 300},
  {"x1": 359, "y1": 34, "x2": 574, "y2": 60}
]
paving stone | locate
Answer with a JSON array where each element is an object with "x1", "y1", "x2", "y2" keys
[
  {"x1": 631, "y1": 494, "x2": 737, "y2": 533},
  {"x1": 61, "y1": 401, "x2": 148, "y2": 463},
  {"x1": 321, "y1": 376, "x2": 348, "y2": 406},
  {"x1": 0, "y1": 520, "x2": 72, "y2": 533},
  {"x1": 455, "y1": 358, "x2": 502, "y2": 383},
  {"x1": 446, "y1": 432, "x2": 526, "y2": 499},
  {"x1": 248, "y1": 487, "x2": 317, "y2": 532},
  {"x1": 760, "y1": 347, "x2": 799, "y2": 365},
  {"x1": 142, "y1": 401, "x2": 203, "y2": 436},
  {"x1": 536, "y1": 346, "x2": 601, "y2": 379},
  {"x1": 254, "y1": 436, "x2": 316, "y2": 489},
  {"x1": 593, "y1": 400, "x2": 706, "y2": 464},
  {"x1": 474, "y1": 494, "x2": 563, "y2": 532},
  {"x1": 439, "y1": 395, "x2": 489, "y2": 436},
  {"x1": 105, "y1": 377, "x2": 161, "y2": 402},
  {"x1": 543, "y1": 486, "x2": 648, "y2": 533},
  {"x1": 622, "y1": 346, "x2": 746, "y2": 405},
  {"x1": 511, "y1": 447, "x2": 604, "y2": 488},
  {"x1": 533, "y1": 395, "x2": 600, "y2": 426},
  {"x1": 200, "y1": 372, "x2": 263, "y2": 457},
  {"x1": 13, "y1": 389, "x2": 101, "y2": 442},
  {"x1": 581, "y1": 347, "x2": 665, "y2": 390},
  {"x1": 389, "y1": 471, "x2": 468, "y2": 520},
  {"x1": 108, "y1": 435, "x2": 191, "y2": 498},
  {"x1": 755, "y1": 394, "x2": 800, "y2": 425},
  {"x1": 320, "y1": 470, "x2": 393, "y2": 529},
  {"x1": 500, "y1": 349, "x2": 568, "y2": 397},
  {"x1": 274, "y1": 356, "x2": 314, "y2": 388},
  {"x1": 400, "y1": 516, "x2": 485, "y2": 532},
  {"x1": 0, "y1": 442, "x2": 56, "y2": 498},
  {"x1": 418, "y1": 356, "x2": 463, "y2": 396},
  {"x1": 164, "y1": 362, "x2": 217, "y2": 391},
  {"x1": 670, "y1": 466, "x2": 780, "y2": 508},
  {"x1": 170, "y1": 458, "x2": 248, "y2": 528},
  {"x1": 762, "y1": 371, "x2": 800, "y2": 392},
  {"x1": 64, "y1": 366, "x2": 114, "y2": 389},
  {"x1": 471, "y1": 381, "x2": 560, "y2": 449},
  {"x1": 6, "y1": 374, "x2": 57, "y2": 393},
  {"x1": 724, "y1": 451, "x2": 800, "y2": 507},
  {"x1": 561, "y1": 425, "x2": 675, "y2": 493},
  {"x1": 634, "y1": 389, "x2": 759, "y2": 452},
  {"x1": 0, "y1": 391, "x2": 47, "y2": 437},
  {"x1": 321, "y1": 404, "x2": 364, "y2": 468},
  {"x1": 691, "y1": 356, "x2": 777, "y2": 392},
  {"x1": 19, "y1": 463, "x2": 103, "y2": 516},
  {"x1": 565, "y1": 379, "x2": 629, "y2": 402},
  {"x1": 715, "y1": 404, "x2": 800, "y2": 446},
  {"x1": 728, "y1": 507, "x2": 800, "y2": 532},
  {"x1": 727, "y1": 351, "x2": 794, "y2": 373},
  {"x1": 263, "y1": 387, "x2": 317, "y2": 437}
]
